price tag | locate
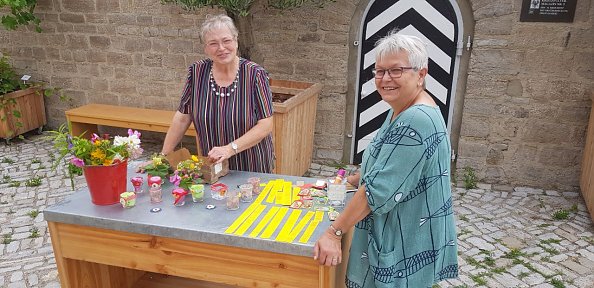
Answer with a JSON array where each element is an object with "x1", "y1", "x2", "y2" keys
[{"x1": 214, "y1": 163, "x2": 222, "y2": 174}]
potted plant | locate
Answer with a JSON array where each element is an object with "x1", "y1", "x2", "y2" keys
[
  {"x1": 47, "y1": 125, "x2": 144, "y2": 205},
  {"x1": 143, "y1": 153, "x2": 173, "y2": 179},
  {"x1": 0, "y1": 55, "x2": 46, "y2": 143}
]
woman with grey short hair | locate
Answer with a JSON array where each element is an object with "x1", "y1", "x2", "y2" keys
[{"x1": 314, "y1": 32, "x2": 459, "y2": 287}]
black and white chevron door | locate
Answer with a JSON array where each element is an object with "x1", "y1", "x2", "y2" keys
[{"x1": 351, "y1": 0, "x2": 462, "y2": 164}]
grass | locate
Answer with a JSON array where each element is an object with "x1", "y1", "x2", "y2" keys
[
  {"x1": 29, "y1": 227, "x2": 40, "y2": 238},
  {"x1": 551, "y1": 205, "x2": 577, "y2": 220},
  {"x1": 8, "y1": 180, "x2": 20, "y2": 187},
  {"x1": 1, "y1": 175, "x2": 11, "y2": 184},
  {"x1": 550, "y1": 278, "x2": 565, "y2": 288},
  {"x1": 31, "y1": 158, "x2": 41, "y2": 164},
  {"x1": 463, "y1": 166, "x2": 478, "y2": 189},
  {"x1": 27, "y1": 210, "x2": 40, "y2": 218},
  {"x1": 518, "y1": 271, "x2": 530, "y2": 279},
  {"x1": 458, "y1": 215, "x2": 469, "y2": 222},
  {"x1": 24, "y1": 176, "x2": 42, "y2": 187},
  {"x1": 1, "y1": 157, "x2": 15, "y2": 164},
  {"x1": 1, "y1": 233, "x2": 12, "y2": 244},
  {"x1": 470, "y1": 272, "x2": 489, "y2": 286}
]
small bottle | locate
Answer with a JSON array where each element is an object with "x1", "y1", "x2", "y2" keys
[{"x1": 333, "y1": 169, "x2": 346, "y2": 184}]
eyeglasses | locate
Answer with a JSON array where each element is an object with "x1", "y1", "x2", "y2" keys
[{"x1": 371, "y1": 67, "x2": 414, "y2": 79}]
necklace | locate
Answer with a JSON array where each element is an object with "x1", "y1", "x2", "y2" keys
[{"x1": 209, "y1": 68, "x2": 239, "y2": 97}]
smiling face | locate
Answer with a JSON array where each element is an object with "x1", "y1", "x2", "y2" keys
[
  {"x1": 374, "y1": 50, "x2": 426, "y2": 107},
  {"x1": 203, "y1": 27, "x2": 238, "y2": 65}
]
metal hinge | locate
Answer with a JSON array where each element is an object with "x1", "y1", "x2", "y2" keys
[{"x1": 456, "y1": 36, "x2": 473, "y2": 56}]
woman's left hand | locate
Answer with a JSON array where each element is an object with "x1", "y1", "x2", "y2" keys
[
  {"x1": 207, "y1": 145, "x2": 234, "y2": 164},
  {"x1": 313, "y1": 231, "x2": 342, "y2": 266}
]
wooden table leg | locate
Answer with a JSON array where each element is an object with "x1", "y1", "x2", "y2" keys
[{"x1": 68, "y1": 121, "x2": 99, "y2": 138}]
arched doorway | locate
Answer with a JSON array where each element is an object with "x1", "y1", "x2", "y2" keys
[{"x1": 347, "y1": 0, "x2": 472, "y2": 164}]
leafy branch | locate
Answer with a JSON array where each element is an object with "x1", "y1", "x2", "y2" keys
[{"x1": 0, "y1": 0, "x2": 42, "y2": 32}]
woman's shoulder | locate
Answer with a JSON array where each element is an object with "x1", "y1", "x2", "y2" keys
[
  {"x1": 240, "y1": 58, "x2": 267, "y2": 73},
  {"x1": 399, "y1": 105, "x2": 445, "y2": 129}
]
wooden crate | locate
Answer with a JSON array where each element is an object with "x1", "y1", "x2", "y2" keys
[
  {"x1": 271, "y1": 79, "x2": 322, "y2": 176},
  {"x1": 0, "y1": 87, "x2": 46, "y2": 139},
  {"x1": 580, "y1": 97, "x2": 594, "y2": 222}
]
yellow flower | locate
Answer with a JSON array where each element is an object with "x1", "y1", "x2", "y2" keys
[
  {"x1": 191, "y1": 155, "x2": 198, "y2": 162},
  {"x1": 103, "y1": 159, "x2": 114, "y2": 166},
  {"x1": 91, "y1": 149, "x2": 106, "y2": 161},
  {"x1": 190, "y1": 163, "x2": 195, "y2": 170},
  {"x1": 153, "y1": 157, "x2": 162, "y2": 165}
]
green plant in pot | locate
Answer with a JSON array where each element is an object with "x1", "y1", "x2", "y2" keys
[
  {"x1": 0, "y1": 55, "x2": 66, "y2": 142},
  {"x1": 143, "y1": 153, "x2": 173, "y2": 179}
]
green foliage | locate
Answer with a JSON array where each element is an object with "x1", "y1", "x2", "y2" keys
[
  {"x1": 1, "y1": 157, "x2": 15, "y2": 164},
  {"x1": 8, "y1": 180, "x2": 20, "y2": 187},
  {"x1": 462, "y1": 166, "x2": 478, "y2": 189},
  {"x1": 161, "y1": 0, "x2": 334, "y2": 17},
  {"x1": 2, "y1": 233, "x2": 12, "y2": 244},
  {"x1": 552, "y1": 209, "x2": 570, "y2": 220},
  {"x1": 24, "y1": 175, "x2": 42, "y2": 187},
  {"x1": 0, "y1": 0, "x2": 42, "y2": 32},
  {"x1": 29, "y1": 226, "x2": 39, "y2": 238},
  {"x1": 27, "y1": 209, "x2": 39, "y2": 218},
  {"x1": 143, "y1": 154, "x2": 173, "y2": 179},
  {"x1": 0, "y1": 55, "x2": 25, "y2": 95},
  {"x1": 550, "y1": 278, "x2": 565, "y2": 288}
]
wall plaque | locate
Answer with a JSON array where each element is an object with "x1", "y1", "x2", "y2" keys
[{"x1": 520, "y1": 0, "x2": 577, "y2": 22}]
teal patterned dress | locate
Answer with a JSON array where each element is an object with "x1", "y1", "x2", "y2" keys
[{"x1": 346, "y1": 105, "x2": 458, "y2": 288}]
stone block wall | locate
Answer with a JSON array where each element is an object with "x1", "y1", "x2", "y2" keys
[
  {"x1": 457, "y1": 0, "x2": 593, "y2": 190},
  {"x1": 0, "y1": 0, "x2": 592, "y2": 190}
]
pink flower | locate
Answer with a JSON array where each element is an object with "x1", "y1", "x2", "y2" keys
[
  {"x1": 128, "y1": 129, "x2": 141, "y2": 138},
  {"x1": 91, "y1": 133, "x2": 100, "y2": 143},
  {"x1": 169, "y1": 174, "x2": 181, "y2": 186},
  {"x1": 70, "y1": 157, "x2": 84, "y2": 167}
]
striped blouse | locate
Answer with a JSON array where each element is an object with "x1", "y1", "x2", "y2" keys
[{"x1": 178, "y1": 58, "x2": 275, "y2": 173}]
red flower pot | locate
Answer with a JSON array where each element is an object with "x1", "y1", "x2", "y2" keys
[{"x1": 83, "y1": 160, "x2": 128, "y2": 205}]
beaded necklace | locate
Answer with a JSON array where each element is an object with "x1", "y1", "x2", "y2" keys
[{"x1": 209, "y1": 68, "x2": 239, "y2": 97}]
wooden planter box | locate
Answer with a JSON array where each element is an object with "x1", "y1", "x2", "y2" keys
[
  {"x1": 271, "y1": 79, "x2": 322, "y2": 176},
  {"x1": 580, "y1": 95, "x2": 594, "y2": 222},
  {"x1": 0, "y1": 87, "x2": 46, "y2": 140}
]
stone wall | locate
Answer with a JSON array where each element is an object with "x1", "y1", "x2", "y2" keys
[
  {"x1": 457, "y1": 0, "x2": 593, "y2": 190},
  {"x1": 0, "y1": 0, "x2": 592, "y2": 189}
]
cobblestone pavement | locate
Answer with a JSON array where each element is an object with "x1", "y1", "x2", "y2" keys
[{"x1": 1, "y1": 133, "x2": 593, "y2": 288}]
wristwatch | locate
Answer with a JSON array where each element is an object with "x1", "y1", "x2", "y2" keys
[
  {"x1": 230, "y1": 141, "x2": 238, "y2": 154},
  {"x1": 329, "y1": 224, "x2": 343, "y2": 237}
]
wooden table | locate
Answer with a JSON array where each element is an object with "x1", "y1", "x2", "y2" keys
[{"x1": 45, "y1": 169, "x2": 343, "y2": 288}]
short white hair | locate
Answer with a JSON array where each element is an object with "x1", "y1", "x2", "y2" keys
[
  {"x1": 375, "y1": 31, "x2": 428, "y2": 70},
  {"x1": 200, "y1": 14, "x2": 238, "y2": 43}
]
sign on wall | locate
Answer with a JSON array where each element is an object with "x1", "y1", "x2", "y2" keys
[{"x1": 520, "y1": 0, "x2": 577, "y2": 22}]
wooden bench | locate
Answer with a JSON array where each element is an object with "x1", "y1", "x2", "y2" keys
[
  {"x1": 65, "y1": 80, "x2": 322, "y2": 176},
  {"x1": 66, "y1": 104, "x2": 195, "y2": 139}
]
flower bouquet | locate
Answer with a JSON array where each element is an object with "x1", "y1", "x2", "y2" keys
[
  {"x1": 48, "y1": 124, "x2": 143, "y2": 205},
  {"x1": 169, "y1": 155, "x2": 204, "y2": 191}
]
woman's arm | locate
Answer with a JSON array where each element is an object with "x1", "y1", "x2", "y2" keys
[
  {"x1": 161, "y1": 111, "x2": 193, "y2": 155},
  {"x1": 207, "y1": 116, "x2": 273, "y2": 163},
  {"x1": 313, "y1": 184, "x2": 371, "y2": 266}
]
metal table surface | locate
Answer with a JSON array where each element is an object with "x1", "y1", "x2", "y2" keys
[{"x1": 44, "y1": 165, "x2": 333, "y2": 258}]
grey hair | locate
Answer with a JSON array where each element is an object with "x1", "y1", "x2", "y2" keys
[
  {"x1": 375, "y1": 31, "x2": 428, "y2": 70},
  {"x1": 200, "y1": 14, "x2": 239, "y2": 43}
]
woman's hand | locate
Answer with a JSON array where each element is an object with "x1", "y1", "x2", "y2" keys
[
  {"x1": 346, "y1": 172, "x2": 360, "y2": 188},
  {"x1": 313, "y1": 230, "x2": 342, "y2": 266},
  {"x1": 207, "y1": 144, "x2": 235, "y2": 164},
  {"x1": 135, "y1": 160, "x2": 151, "y2": 173}
]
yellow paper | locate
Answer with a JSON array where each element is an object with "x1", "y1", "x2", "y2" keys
[
  {"x1": 275, "y1": 209, "x2": 302, "y2": 242},
  {"x1": 298, "y1": 211, "x2": 325, "y2": 243},
  {"x1": 249, "y1": 206, "x2": 280, "y2": 238},
  {"x1": 260, "y1": 207, "x2": 288, "y2": 239},
  {"x1": 234, "y1": 205, "x2": 266, "y2": 236},
  {"x1": 224, "y1": 202, "x2": 260, "y2": 234},
  {"x1": 285, "y1": 211, "x2": 315, "y2": 243}
]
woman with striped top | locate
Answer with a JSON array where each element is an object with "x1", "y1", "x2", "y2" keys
[{"x1": 160, "y1": 14, "x2": 274, "y2": 173}]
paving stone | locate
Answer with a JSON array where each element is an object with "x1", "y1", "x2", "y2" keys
[
  {"x1": 9, "y1": 271, "x2": 23, "y2": 282},
  {"x1": 560, "y1": 259, "x2": 591, "y2": 275}
]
